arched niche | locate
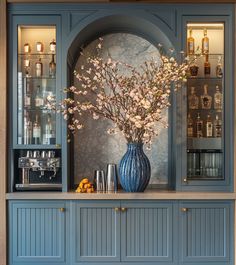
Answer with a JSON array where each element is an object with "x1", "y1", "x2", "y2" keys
[
  {"x1": 67, "y1": 14, "x2": 175, "y2": 188},
  {"x1": 67, "y1": 13, "x2": 176, "y2": 69}
]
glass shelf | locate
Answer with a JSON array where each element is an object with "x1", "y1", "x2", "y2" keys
[
  {"x1": 22, "y1": 76, "x2": 56, "y2": 80},
  {"x1": 19, "y1": 53, "x2": 56, "y2": 56},
  {"x1": 188, "y1": 77, "x2": 223, "y2": 80},
  {"x1": 13, "y1": 144, "x2": 61, "y2": 150}
]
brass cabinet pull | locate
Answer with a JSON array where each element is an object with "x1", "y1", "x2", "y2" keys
[
  {"x1": 114, "y1": 207, "x2": 120, "y2": 212},
  {"x1": 59, "y1": 207, "x2": 65, "y2": 212},
  {"x1": 181, "y1": 207, "x2": 188, "y2": 212},
  {"x1": 121, "y1": 207, "x2": 127, "y2": 212}
]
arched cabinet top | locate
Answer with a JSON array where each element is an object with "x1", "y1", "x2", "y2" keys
[{"x1": 66, "y1": 9, "x2": 178, "y2": 68}]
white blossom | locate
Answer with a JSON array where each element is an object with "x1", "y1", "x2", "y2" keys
[{"x1": 50, "y1": 40, "x2": 193, "y2": 143}]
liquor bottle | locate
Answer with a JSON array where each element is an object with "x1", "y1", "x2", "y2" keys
[
  {"x1": 23, "y1": 112, "x2": 32, "y2": 144},
  {"x1": 24, "y1": 43, "x2": 31, "y2": 54},
  {"x1": 201, "y1": 84, "x2": 212, "y2": 109},
  {"x1": 190, "y1": 62, "x2": 199, "y2": 77},
  {"x1": 206, "y1": 114, "x2": 213, "y2": 137},
  {"x1": 43, "y1": 114, "x2": 56, "y2": 145},
  {"x1": 216, "y1": 56, "x2": 223, "y2": 78},
  {"x1": 204, "y1": 54, "x2": 211, "y2": 76},
  {"x1": 214, "y1": 85, "x2": 223, "y2": 110},
  {"x1": 49, "y1": 54, "x2": 56, "y2": 78},
  {"x1": 187, "y1": 28, "x2": 195, "y2": 55},
  {"x1": 24, "y1": 59, "x2": 30, "y2": 77},
  {"x1": 196, "y1": 113, "x2": 203, "y2": 138},
  {"x1": 35, "y1": 58, "x2": 43, "y2": 77},
  {"x1": 202, "y1": 28, "x2": 209, "y2": 54},
  {"x1": 24, "y1": 80, "x2": 31, "y2": 108},
  {"x1": 188, "y1": 87, "x2": 199, "y2": 109},
  {"x1": 33, "y1": 114, "x2": 41, "y2": 144},
  {"x1": 49, "y1": 39, "x2": 56, "y2": 53},
  {"x1": 36, "y1": 42, "x2": 43, "y2": 53},
  {"x1": 35, "y1": 85, "x2": 44, "y2": 108},
  {"x1": 214, "y1": 115, "x2": 222, "y2": 137},
  {"x1": 187, "y1": 113, "x2": 194, "y2": 137}
]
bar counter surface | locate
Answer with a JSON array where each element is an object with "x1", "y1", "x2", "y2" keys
[{"x1": 6, "y1": 190, "x2": 236, "y2": 200}]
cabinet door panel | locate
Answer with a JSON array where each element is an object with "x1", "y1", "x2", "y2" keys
[
  {"x1": 180, "y1": 201, "x2": 232, "y2": 264},
  {"x1": 10, "y1": 201, "x2": 66, "y2": 264},
  {"x1": 121, "y1": 202, "x2": 174, "y2": 263},
  {"x1": 71, "y1": 201, "x2": 120, "y2": 263}
]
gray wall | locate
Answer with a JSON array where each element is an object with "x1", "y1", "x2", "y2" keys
[{"x1": 73, "y1": 33, "x2": 168, "y2": 186}]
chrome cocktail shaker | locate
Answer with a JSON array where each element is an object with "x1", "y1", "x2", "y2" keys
[{"x1": 106, "y1": 163, "x2": 118, "y2": 192}]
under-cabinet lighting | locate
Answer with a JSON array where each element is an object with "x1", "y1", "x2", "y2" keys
[{"x1": 187, "y1": 23, "x2": 224, "y2": 30}]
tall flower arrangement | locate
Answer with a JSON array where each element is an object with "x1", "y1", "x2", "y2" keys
[{"x1": 49, "y1": 40, "x2": 190, "y2": 147}]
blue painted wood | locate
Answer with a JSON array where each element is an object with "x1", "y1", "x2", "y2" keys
[
  {"x1": 8, "y1": 3, "x2": 234, "y2": 192},
  {"x1": 9, "y1": 201, "x2": 67, "y2": 264},
  {"x1": 120, "y1": 201, "x2": 176, "y2": 264},
  {"x1": 71, "y1": 201, "x2": 121, "y2": 263},
  {"x1": 179, "y1": 201, "x2": 234, "y2": 265}
]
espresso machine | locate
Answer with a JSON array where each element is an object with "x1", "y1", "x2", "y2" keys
[{"x1": 16, "y1": 150, "x2": 62, "y2": 191}]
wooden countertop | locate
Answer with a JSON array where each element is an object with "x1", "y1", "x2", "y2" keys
[{"x1": 6, "y1": 190, "x2": 236, "y2": 200}]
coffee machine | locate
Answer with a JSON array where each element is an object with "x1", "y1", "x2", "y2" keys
[{"x1": 16, "y1": 150, "x2": 62, "y2": 191}]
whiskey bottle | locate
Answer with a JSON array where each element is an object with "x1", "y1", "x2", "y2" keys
[
  {"x1": 188, "y1": 87, "x2": 199, "y2": 109},
  {"x1": 49, "y1": 54, "x2": 56, "y2": 78},
  {"x1": 202, "y1": 28, "x2": 209, "y2": 54},
  {"x1": 24, "y1": 80, "x2": 31, "y2": 108},
  {"x1": 214, "y1": 85, "x2": 223, "y2": 110},
  {"x1": 206, "y1": 114, "x2": 213, "y2": 137},
  {"x1": 43, "y1": 114, "x2": 56, "y2": 145},
  {"x1": 214, "y1": 115, "x2": 222, "y2": 137},
  {"x1": 196, "y1": 113, "x2": 203, "y2": 138},
  {"x1": 33, "y1": 114, "x2": 41, "y2": 144},
  {"x1": 187, "y1": 28, "x2": 195, "y2": 55},
  {"x1": 35, "y1": 85, "x2": 44, "y2": 108},
  {"x1": 216, "y1": 56, "x2": 223, "y2": 78},
  {"x1": 201, "y1": 84, "x2": 212, "y2": 109},
  {"x1": 187, "y1": 113, "x2": 194, "y2": 137},
  {"x1": 204, "y1": 54, "x2": 211, "y2": 76},
  {"x1": 35, "y1": 58, "x2": 43, "y2": 77},
  {"x1": 23, "y1": 111, "x2": 32, "y2": 145}
]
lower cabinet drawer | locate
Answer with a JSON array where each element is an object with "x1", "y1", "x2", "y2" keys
[{"x1": 9, "y1": 201, "x2": 67, "y2": 265}]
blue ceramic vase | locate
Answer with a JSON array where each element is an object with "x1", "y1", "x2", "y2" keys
[{"x1": 119, "y1": 143, "x2": 151, "y2": 192}]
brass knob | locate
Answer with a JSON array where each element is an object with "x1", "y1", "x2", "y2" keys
[
  {"x1": 183, "y1": 178, "x2": 188, "y2": 183},
  {"x1": 181, "y1": 207, "x2": 188, "y2": 212},
  {"x1": 59, "y1": 207, "x2": 65, "y2": 212},
  {"x1": 121, "y1": 207, "x2": 127, "y2": 212},
  {"x1": 114, "y1": 207, "x2": 120, "y2": 212}
]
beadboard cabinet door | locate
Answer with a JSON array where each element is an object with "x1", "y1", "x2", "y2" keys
[
  {"x1": 9, "y1": 201, "x2": 67, "y2": 265},
  {"x1": 179, "y1": 201, "x2": 233, "y2": 265},
  {"x1": 71, "y1": 201, "x2": 121, "y2": 263},
  {"x1": 121, "y1": 201, "x2": 177, "y2": 264}
]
